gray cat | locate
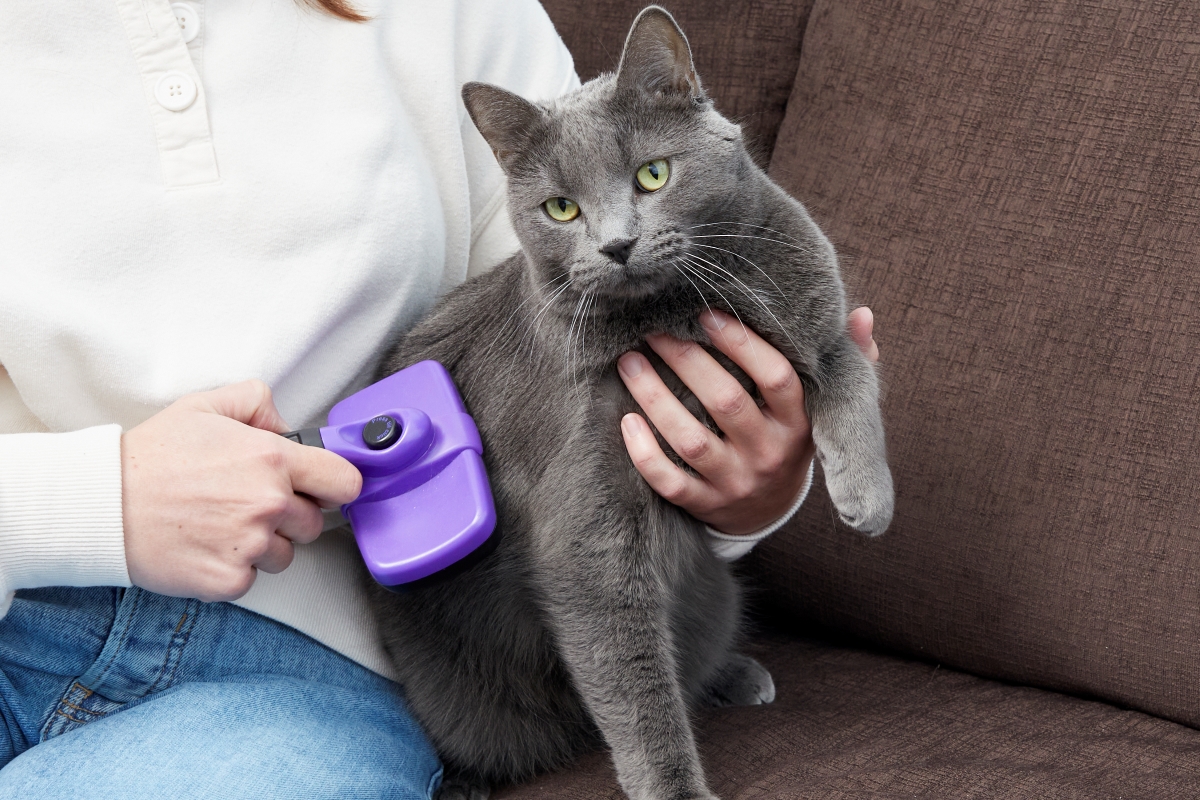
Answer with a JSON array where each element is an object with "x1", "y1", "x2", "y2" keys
[{"x1": 368, "y1": 7, "x2": 892, "y2": 799}]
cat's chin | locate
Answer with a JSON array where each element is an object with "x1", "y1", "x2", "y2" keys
[{"x1": 572, "y1": 265, "x2": 677, "y2": 302}]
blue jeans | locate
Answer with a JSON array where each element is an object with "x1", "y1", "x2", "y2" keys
[{"x1": 0, "y1": 587, "x2": 443, "y2": 799}]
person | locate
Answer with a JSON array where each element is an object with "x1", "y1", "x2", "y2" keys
[{"x1": 0, "y1": 0, "x2": 879, "y2": 797}]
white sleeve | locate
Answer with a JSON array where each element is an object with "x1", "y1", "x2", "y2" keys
[
  {"x1": 0, "y1": 425, "x2": 131, "y2": 606},
  {"x1": 456, "y1": 0, "x2": 581, "y2": 278},
  {"x1": 706, "y1": 461, "x2": 815, "y2": 562},
  {"x1": 467, "y1": 193, "x2": 523, "y2": 279}
]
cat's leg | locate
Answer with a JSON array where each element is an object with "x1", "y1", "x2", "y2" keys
[
  {"x1": 434, "y1": 771, "x2": 490, "y2": 800},
  {"x1": 542, "y1": 520, "x2": 717, "y2": 800},
  {"x1": 805, "y1": 335, "x2": 894, "y2": 535},
  {"x1": 549, "y1": 598, "x2": 715, "y2": 800},
  {"x1": 701, "y1": 653, "x2": 775, "y2": 708}
]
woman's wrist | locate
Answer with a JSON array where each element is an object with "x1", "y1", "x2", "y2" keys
[{"x1": 705, "y1": 460, "x2": 815, "y2": 561}]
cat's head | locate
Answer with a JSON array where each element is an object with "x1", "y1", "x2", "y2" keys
[{"x1": 463, "y1": 6, "x2": 754, "y2": 302}]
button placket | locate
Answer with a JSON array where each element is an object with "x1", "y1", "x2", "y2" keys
[{"x1": 113, "y1": 0, "x2": 218, "y2": 187}]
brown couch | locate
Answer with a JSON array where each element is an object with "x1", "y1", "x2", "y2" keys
[{"x1": 499, "y1": 0, "x2": 1200, "y2": 796}]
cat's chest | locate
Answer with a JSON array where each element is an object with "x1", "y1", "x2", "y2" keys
[
  {"x1": 469, "y1": 340, "x2": 751, "y2": 507},
  {"x1": 471, "y1": 367, "x2": 636, "y2": 487}
]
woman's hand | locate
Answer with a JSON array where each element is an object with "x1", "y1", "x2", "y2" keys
[
  {"x1": 121, "y1": 380, "x2": 362, "y2": 602},
  {"x1": 618, "y1": 306, "x2": 879, "y2": 535}
]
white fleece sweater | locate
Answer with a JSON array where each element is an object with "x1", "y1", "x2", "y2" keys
[{"x1": 0, "y1": 0, "x2": 805, "y2": 678}]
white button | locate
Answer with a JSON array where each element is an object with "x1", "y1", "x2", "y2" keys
[
  {"x1": 155, "y1": 71, "x2": 198, "y2": 112},
  {"x1": 171, "y1": 3, "x2": 200, "y2": 43}
]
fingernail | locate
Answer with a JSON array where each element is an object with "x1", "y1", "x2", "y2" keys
[
  {"x1": 618, "y1": 352, "x2": 643, "y2": 378},
  {"x1": 701, "y1": 309, "x2": 728, "y2": 331},
  {"x1": 621, "y1": 414, "x2": 641, "y2": 437}
]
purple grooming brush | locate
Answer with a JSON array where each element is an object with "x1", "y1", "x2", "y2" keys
[{"x1": 283, "y1": 360, "x2": 497, "y2": 589}]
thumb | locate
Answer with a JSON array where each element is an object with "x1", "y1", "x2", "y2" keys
[
  {"x1": 187, "y1": 380, "x2": 291, "y2": 433},
  {"x1": 847, "y1": 306, "x2": 879, "y2": 363}
]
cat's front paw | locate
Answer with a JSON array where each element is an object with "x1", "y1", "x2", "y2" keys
[{"x1": 824, "y1": 459, "x2": 894, "y2": 537}]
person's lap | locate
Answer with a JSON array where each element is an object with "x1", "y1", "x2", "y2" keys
[{"x1": 0, "y1": 587, "x2": 442, "y2": 800}]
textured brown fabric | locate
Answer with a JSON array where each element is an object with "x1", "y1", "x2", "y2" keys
[
  {"x1": 496, "y1": 636, "x2": 1200, "y2": 799},
  {"x1": 757, "y1": 0, "x2": 1200, "y2": 728},
  {"x1": 540, "y1": 0, "x2": 816, "y2": 164}
]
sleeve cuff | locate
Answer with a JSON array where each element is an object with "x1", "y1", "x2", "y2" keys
[
  {"x1": 0, "y1": 424, "x2": 131, "y2": 592},
  {"x1": 705, "y1": 460, "x2": 815, "y2": 562}
]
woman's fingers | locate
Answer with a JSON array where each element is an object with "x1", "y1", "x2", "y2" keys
[
  {"x1": 617, "y1": 351, "x2": 726, "y2": 474},
  {"x1": 616, "y1": 307, "x2": 881, "y2": 535},
  {"x1": 641, "y1": 332, "x2": 767, "y2": 448},
  {"x1": 189, "y1": 379, "x2": 291, "y2": 435},
  {"x1": 252, "y1": 532, "x2": 296, "y2": 574},
  {"x1": 284, "y1": 439, "x2": 362, "y2": 508},
  {"x1": 275, "y1": 493, "x2": 325, "y2": 545},
  {"x1": 248, "y1": 488, "x2": 324, "y2": 575},
  {"x1": 619, "y1": 413, "x2": 711, "y2": 512},
  {"x1": 696, "y1": 310, "x2": 807, "y2": 429}
]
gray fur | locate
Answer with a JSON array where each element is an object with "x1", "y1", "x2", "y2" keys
[
  {"x1": 702, "y1": 653, "x2": 776, "y2": 708},
  {"x1": 368, "y1": 7, "x2": 892, "y2": 799}
]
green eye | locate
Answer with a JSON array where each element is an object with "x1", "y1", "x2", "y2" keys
[
  {"x1": 544, "y1": 197, "x2": 580, "y2": 222},
  {"x1": 636, "y1": 159, "x2": 670, "y2": 192}
]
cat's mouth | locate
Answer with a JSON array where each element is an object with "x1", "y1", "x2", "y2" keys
[
  {"x1": 571, "y1": 260, "x2": 680, "y2": 300},
  {"x1": 569, "y1": 237, "x2": 695, "y2": 300}
]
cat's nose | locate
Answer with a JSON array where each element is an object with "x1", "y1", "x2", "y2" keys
[{"x1": 600, "y1": 237, "x2": 638, "y2": 265}]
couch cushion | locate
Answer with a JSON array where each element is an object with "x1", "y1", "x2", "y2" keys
[
  {"x1": 759, "y1": 0, "x2": 1200, "y2": 727},
  {"x1": 494, "y1": 635, "x2": 1200, "y2": 798},
  {"x1": 540, "y1": 0, "x2": 816, "y2": 164}
]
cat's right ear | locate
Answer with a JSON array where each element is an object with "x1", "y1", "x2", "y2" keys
[
  {"x1": 616, "y1": 6, "x2": 703, "y2": 99},
  {"x1": 462, "y1": 83, "x2": 545, "y2": 173}
]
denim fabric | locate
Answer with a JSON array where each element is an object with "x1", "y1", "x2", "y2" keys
[{"x1": 0, "y1": 587, "x2": 442, "y2": 799}]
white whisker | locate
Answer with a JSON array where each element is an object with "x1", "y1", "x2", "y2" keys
[
  {"x1": 578, "y1": 290, "x2": 597, "y2": 403},
  {"x1": 678, "y1": 255, "x2": 745, "y2": 322},
  {"x1": 692, "y1": 242, "x2": 787, "y2": 300},
  {"x1": 521, "y1": 277, "x2": 575, "y2": 366},
  {"x1": 687, "y1": 221, "x2": 802, "y2": 244},
  {"x1": 565, "y1": 288, "x2": 589, "y2": 393},
  {"x1": 483, "y1": 273, "x2": 569, "y2": 366},
  {"x1": 689, "y1": 233, "x2": 821, "y2": 258},
  {"x1": 669, "y1": 258, "x2": 714, "y2": 323},
  {"x1": 683, "y1": 251, "x2": 799, "y2": 355},
  {"x1": 677, "y1": 256, "x2": 756, "y2": 362}
]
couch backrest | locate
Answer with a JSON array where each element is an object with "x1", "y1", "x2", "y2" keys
[{"x1": 757, "y1": 0, "x2": 1200, "y2": 727}]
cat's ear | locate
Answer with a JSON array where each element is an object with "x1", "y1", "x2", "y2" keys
[
  {"x1": 615, "y1": 6, "x2": 703, "y2": 99},
  {"x1": 462, "y1": 83, "x2": 545, "y2": 172}
]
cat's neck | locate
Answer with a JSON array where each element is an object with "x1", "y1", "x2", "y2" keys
[{"x1": 517, "y1": 274, "x2": 711, "y2": 377}]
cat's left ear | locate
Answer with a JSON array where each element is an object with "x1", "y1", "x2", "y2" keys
[
  {"x1": 463, "y1": 82, "x2": 546, "y2": 173},
  {"x1": 615, "y1": 6, "x2": 704, "y2": 100}
]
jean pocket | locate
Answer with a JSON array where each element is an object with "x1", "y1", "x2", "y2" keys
[{"x1": 39, "y1": 682, "x2": 123, "y2": 742}]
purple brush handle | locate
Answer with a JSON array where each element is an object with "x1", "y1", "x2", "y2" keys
[{"x1": 318, "y1": 361, "x2": 496, "y2": 587}]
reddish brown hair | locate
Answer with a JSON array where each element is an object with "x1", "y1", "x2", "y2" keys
[{"x1": 302, "y1": 0, "x2": 368, "y2": 22}]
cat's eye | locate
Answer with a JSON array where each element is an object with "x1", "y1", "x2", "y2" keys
[
  {"x1": 544, "y1": 197, "x2": 580, "y2": 222},
  {"x1": 636, "y1": 159, "x2": 670, "y2": 192}
]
